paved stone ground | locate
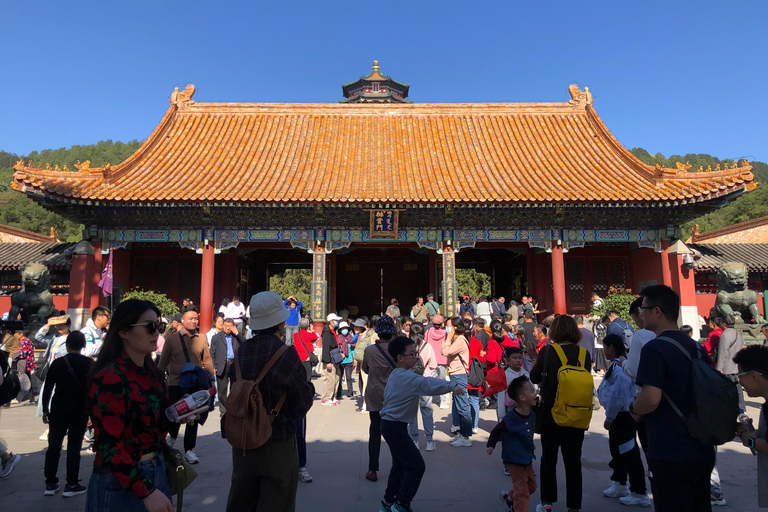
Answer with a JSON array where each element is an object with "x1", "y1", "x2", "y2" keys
[{"x1": 0, "y1": 374, "x2": 761, "y2": 511}]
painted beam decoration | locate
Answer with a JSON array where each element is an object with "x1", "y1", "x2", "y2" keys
[{"x1": 369, "y1": 210, "x2": 399, "y2": 240}]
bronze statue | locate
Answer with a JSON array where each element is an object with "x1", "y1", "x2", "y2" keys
[
  {"x1": 7, "y1": 263, "x2": 55, "y2": 328},
  {"x1": 710, "y1": 261, "x2": 767, "y2": 332}
]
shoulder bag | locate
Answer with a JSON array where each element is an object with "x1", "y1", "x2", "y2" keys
[
  {"x1": 297, "y1": 332, "x2": 319, "y2": 366},
  {"x1": 374, "y1": 343, "x2": 397, "y2": 369}
]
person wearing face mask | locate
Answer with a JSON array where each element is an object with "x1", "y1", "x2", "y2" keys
[
  {"x1": 425, "y1": 315, "x2": 450, "y2": 410},
  {"x1": 321, "y1": 314, "x2": 343, "y2": 405},
  {"x1": 335, "y1": 321, "x2": 357, "y2": 400}
]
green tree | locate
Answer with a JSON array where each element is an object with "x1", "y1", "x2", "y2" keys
[
  {"x1": 456, "y1": 269, "x2": 491, "y2": 299},
  {"x1": 122, "y1": 288, "x2": 180, "y2": 319},
  {"x1": 269, "y1": 269, "x2": 311, "y2": 311},
  {"x1": 590, "y1": 287, "x2": 638, "y2": 329}
]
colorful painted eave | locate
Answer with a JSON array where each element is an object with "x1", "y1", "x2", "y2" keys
[{"x1": 11, "y1": 86, "x2": 755, "y2": 206}]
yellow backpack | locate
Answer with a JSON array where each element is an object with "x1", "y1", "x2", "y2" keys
[{"x1": 550, "y1": 344, "x2": 594, "y2": 429}]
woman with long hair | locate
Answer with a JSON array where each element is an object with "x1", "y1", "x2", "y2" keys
[
  {"x1": 441, "y1": 317, "x2": 473, "y2": 447},
  {"x1": 85, "y1": 299, "x2": 175, "y2": 512}
]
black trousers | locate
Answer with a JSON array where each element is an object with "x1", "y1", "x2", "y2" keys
[
  {"x1": 368, "y1": 411, "x2": 382, "y2": 472},
  {"x1": 217, "y1": 359, "x2": 235, "y2": 416},
  {"x1": 608, "y1": 411, "x2": 646, "y2": 494},
  {"x1": 336, "y1": 362, "x2": 354, "y2": 398},
  {"x1": 45, "y1": 414, "x2": 87, "y2": 485},
  {"x1": 539, "y1": 409, "x2": 585, "y2": 510},
  {"x1": 167, "y1": 385, "x2": 199, "y2": 452},
  {"x1": 648, "y1": 450, "x2": 715, "y2": 512},
  {"x1": 381, "y1": 420, "x2": 426, "y2": 506}
]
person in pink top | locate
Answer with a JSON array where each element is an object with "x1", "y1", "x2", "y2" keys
[
  {"x1": 424, "y1": 315, "x2": 450, "y2": 409},
  {"x1": 407, "y1": 323, "x2": 439, "y2": 451}
]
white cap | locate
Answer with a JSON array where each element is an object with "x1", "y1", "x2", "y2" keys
[{"x1": 326, "y1": 313, "x2": 342, "y2": 322}]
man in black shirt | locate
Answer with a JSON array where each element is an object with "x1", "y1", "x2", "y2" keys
[{"x1": 42, "y1": 331, "x2": 92, "y2": 497}]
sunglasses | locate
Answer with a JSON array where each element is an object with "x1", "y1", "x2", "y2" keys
[{"x1": 131, "y1": 321, "x2": 167, "y2": 335}]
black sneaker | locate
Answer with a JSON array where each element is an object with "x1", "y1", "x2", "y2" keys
[
  {"x1": 63, "y1": 483, "x2": 87, "y2": 497},
  {"x1": 44, "y1": 483, "x2": 59, "y2": 496}
]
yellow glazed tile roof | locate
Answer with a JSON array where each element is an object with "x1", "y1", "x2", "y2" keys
[{"x1": 12, "y1": 85, "x2": 754, "y2": 205}]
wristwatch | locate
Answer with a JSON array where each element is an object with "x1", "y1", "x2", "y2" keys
[{"x1": 747, "y1": 437, "x2": 757, "y2": 450}]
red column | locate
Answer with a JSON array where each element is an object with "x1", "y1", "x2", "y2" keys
[
  {"x1": 200, "y1": 245, "x2": 215, "y2": 331},
  {"x1": 551, "y1": 245, "x2": 566, "y2": 315},
  {"x1": 660, "y1": 240, "x2": 672, "y2": 287},
  {"x1": 67, "y1": 242, "x2": 95, "y2": 330},
  {"x1": 90, "y1": 243, "x2": 103, "y2": 310}
]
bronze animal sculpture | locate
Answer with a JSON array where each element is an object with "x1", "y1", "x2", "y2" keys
[{"x1": 7, "y1": 263, "x2": 55, "y2": 328}]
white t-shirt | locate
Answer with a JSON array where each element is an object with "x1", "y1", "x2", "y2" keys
[{"x1": 226, "y1": 302, "x2": 246, "y2": 320}]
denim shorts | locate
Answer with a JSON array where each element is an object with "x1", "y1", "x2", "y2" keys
[{"x1": 85, "y1": 453, "x2": 173, "y2": 512}]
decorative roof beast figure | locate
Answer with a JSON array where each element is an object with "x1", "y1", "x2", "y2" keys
[
  {"x1": 8, "y1": 263, "x2": 55, "y2": 328},
  {"x1": 710, "y1": 261, "x2": 767, "y2": 327}
]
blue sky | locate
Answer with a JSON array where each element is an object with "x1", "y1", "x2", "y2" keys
[{"x1": 1, "y1": 1, "x2": 766, "y2": 161}]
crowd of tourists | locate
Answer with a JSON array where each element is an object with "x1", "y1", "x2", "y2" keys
[{"x1": 1, "y1": 285, "x2": 767, "y2": 512}]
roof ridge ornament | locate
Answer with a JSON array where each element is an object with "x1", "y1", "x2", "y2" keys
[
  {"x1": 170, "y1": 84, "x2": 196, "y2": 109},
  {"x1": 568, "y1": 84, "x2": 593, "y2": 109}
]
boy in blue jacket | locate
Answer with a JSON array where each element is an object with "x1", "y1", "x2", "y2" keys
[
  {"x1": 379, "y1": 336, "x2": 464, "y2": 512},
  {"x1": 487, "y1": 375, "x2": 537, "y2": 511}
]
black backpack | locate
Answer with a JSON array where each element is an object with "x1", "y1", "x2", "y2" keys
[
  {"x1": 658, "y1": 336, "x2": 739, "y2": 446},
  {"x1": 0, "y1": 351, "x2": 20, "y2": 407}
]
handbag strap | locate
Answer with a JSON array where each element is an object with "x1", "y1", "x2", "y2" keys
[
  {"x1": 179, "y1": 332, "x2": 193, "y2": 365},
  {"x1": 374, "y1": 343, "x2": 397, "y2": 369},
  {"x1": 63, "y1": 355, "x2": 86, "y2": 392},
  {"x1": 297, "y1": 332, "x2": 313, "y2": 359}
]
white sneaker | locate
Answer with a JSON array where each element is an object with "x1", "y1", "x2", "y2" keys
[
  {"x1": 472, "y1": 428, "x2": 478, "y2": 434},
  {"x1": 450, "y1": 436, "x2": 471, "y2": 447},
  {"x1": 620, "y1": 492, "x2": 651, "y2": 507},
  {"x1": 603, "y1": 481, "x2": 630, "y2": 498},
  {"x1": 166, "y1": 434, "x2": 176, "y2": 448},
  {"x1": 184, "y1": 450, "x2": 199, "y2": 464},
  {"x1": 39, "y1": 429, "x2": 49, "y2": 441},
  {"x1": 450, "y1": 425, "x2": 460, "y2": 434},
  {"x1": 536, "y1": 504, "x2": 553, "y2": 512},
  {"x1": 449, "y1": 433, "x2": 463, "y2": 443},
  {"x1": 298, "y1": 467, "x2": 313, "y2": 483},
  {"x1": 439, "y1": 403, "x2": 450, "y2": 409},
  {"x1": 426, "y1": 441, "x2": 436, "y2": 452}
]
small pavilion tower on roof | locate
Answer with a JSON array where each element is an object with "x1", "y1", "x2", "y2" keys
[{"x1": 340, "y1": 60, "x2": 411, "y2": 103}]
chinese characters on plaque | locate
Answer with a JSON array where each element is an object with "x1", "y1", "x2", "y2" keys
[{"x1": 369, "y1": 210, "x2": 399, "y2": 239}]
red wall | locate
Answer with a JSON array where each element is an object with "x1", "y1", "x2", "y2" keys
[{"x1": 631, "y1": 248, "x2": 664, "y2": 291}]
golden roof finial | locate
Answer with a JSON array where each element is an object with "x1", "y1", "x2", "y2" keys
[{"x1": 372, "y1": 60, "x2": 380, "y2": 73}]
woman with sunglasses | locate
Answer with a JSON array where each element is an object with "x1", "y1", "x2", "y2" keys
[{"x1": 85, "y1": 299, "x2": 175, "y2": 512}]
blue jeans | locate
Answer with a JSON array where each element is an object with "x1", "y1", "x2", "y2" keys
[
  {"x1": 285, "y1": 324, "x2": 299, "y2": 345},
  {"x1": 85, "y1": 454, "x2": 172, "y2": 512},
  {"x1": 468, "y1": 390, "x2": 480, "y2": 430},
  {"x1": 449, "y1": 374, "x2": 472, "y2": 438}
]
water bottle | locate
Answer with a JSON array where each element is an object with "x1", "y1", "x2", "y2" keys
[
  {"x1": 738, "y1": 409, "x2": 757, "y2": 455},
  {"x1": 165, "y1": 388, "x2": 215, "y2": 422}
]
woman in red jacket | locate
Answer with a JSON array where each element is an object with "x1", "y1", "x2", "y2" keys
[
  {"x1": 293, "y1": 317, "x2": 319, "y2": 381},
  {"x1": 467, "y1": 319, "x2": 486, "y2": 434}
]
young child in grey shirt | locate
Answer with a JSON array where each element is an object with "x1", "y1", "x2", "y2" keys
[{"x1": 379, "y1": 336, "x2": 463, "y2": 512}]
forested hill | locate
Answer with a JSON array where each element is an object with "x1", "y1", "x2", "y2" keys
[
  {"x1": 629, "y1": 148, "x2": 768, "y2": 240},
  {"x1": 0, "y1": 141, "x2": 764, "y2": 243},
  {"x1": 0, "y1": 140, "x2": 142, "y2": 242}
]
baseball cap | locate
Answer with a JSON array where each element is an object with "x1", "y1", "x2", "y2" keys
[
  {"x1": 431, "y1": 314, "x2": 444, "y2": 325},
  {"x1": 326, "y1": 313, "x2": 342, "y2": 322},
  {"x1": 352, "y1": 318, "x2": 367, "y2": 328},
  {"x1": 249, "y1": 291, "x2": 290, "y2": 331}
]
